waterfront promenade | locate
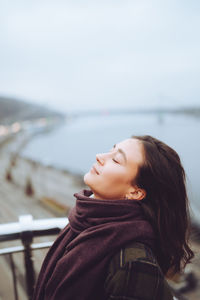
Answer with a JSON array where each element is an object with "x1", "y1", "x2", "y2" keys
[
  {"x1": 0, "y1": 133, "x2": 85, "y2": 299},
  {"x1": 0, "y1": 133, "x2": 200, "y2": 299}
]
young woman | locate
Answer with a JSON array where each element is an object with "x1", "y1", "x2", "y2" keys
[{"x1": 33, "y1": 135, "x2": 194, "y2": 300}]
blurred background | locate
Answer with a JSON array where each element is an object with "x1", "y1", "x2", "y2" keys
[{"x1": 0, "y1": 0, "x2": 200, "y2": 299}]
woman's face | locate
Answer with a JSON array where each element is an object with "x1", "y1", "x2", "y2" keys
[{"x1": 84, "y1": 138, "x2": 144, "y2": 200}]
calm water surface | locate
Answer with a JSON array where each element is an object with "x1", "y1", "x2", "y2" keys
[{"x1": 22, "y1": 113, "x2": 200, "y2": 215}]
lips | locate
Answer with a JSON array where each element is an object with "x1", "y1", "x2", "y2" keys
[{"x1": 92, "y1": 165, "x2": 99, "y2": 175}]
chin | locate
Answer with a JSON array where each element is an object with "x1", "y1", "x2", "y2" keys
[
  {"x1": 83, "y1": 172, "x2": 91, "y2": 186},
  {"x1": 84, "y1": 172, "x2": 97, "y2": 191}
]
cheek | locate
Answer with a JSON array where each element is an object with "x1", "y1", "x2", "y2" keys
[
  {"x1": 101, "y1": 166, "x2": 130, "y2": 185},
  {"x1": 98, "y1": 170, "x2": 130, "y2": 198},
  {"x1": 104, "y1": 172, "x2": 123, "y2": 184}
]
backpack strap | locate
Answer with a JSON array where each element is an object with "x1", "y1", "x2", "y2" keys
[
  {"x1": 108, "y1": 241, "x2": 158, "y2": 275},
  {"x1": 105, "y1": 242, "x2": 175, "y2": 300}
]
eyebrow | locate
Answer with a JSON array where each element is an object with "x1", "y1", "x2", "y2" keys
[{"x1": 113, "y1": 144, "x2": 127, "y2": 163}]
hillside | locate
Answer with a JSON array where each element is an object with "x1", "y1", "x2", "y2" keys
[{"x1": 0, "y1": 96, "x2": 64, "y2": 124}]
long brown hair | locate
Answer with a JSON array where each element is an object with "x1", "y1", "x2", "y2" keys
[{"x1": 132, "y1": 135, "x2": 194, "y2": 276}]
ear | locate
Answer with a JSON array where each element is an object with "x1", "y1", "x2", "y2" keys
[{"x1": 126, "y1": 186, "x2": 146, "y2": 201}]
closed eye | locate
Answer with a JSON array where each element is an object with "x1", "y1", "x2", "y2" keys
[{"x1": 112, "y1": 158, "x2": 119, "y2": 164}]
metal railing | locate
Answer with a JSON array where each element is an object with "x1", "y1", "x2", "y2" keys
[
  {"x1": 0, "y1": 215, "x2": 198, "y2": 300},
  {"x1": 0, "y1": 215, "x2": 68, "y2": 300}
]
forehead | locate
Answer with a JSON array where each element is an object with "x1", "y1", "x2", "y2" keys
[{"x1": 116, "y1": 138, "x2": 144, "y2": 165}]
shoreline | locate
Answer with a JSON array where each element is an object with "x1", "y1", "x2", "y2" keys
[
  {"x1": 0, "y1": 127, "x2": 86, "y2": 217},
  {"x1": 1, "y1": 126, "x2": 200, "y2": 299}
]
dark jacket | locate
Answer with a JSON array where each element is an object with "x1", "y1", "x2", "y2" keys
[
  {"x1": 105, "y1": 241, "x2": 175, "y2": 300},
  {"x1": 33, "y1": 190, "x2": 156, "y2": 300}
]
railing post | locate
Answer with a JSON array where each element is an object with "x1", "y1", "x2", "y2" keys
[
  {"x1": 9, "y1": 253, "x2": 19, "y2": 300},
  {"x1": 0, "y1": 215, "x2": 68, "y2": 299},
  {"x1": 19, "y1": 215, "x2": 35, "y2": 300}
]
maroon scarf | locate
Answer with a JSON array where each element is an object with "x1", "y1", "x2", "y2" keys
[{"x1": 33, "y1": 190, "x2": 155, "y2": 300}]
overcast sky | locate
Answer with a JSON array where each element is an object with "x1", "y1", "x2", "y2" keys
[{"x1": 0, "y1": 0, "x2": 200, "y2": 113}]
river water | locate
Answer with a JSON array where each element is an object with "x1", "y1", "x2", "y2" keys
[{"x1": 22, "y1": 113, "x2": 200, "y2": 216}]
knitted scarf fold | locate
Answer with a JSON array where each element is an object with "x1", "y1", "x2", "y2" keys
[{"x1": 33, "y1": 189, "x2": 155, "y2": 300}]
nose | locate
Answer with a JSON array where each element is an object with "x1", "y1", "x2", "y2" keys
[{"x1": 96, "y1": 153, "x2": 106, "y2": 165}]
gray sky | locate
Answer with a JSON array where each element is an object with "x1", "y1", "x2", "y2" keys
[{"x1": 0, "y1": 0, "x2": 200, "y2": 112}]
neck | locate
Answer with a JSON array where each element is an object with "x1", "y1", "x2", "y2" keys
[
  {"x1": 92, "y1": 191, "x2": 126, "y2": 201},
  {"x1": 92, "y1": 192, "x2": 105, "y2": 200}
]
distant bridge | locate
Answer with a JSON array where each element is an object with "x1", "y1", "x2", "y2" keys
[{"x1": 68, "y1": 107, "x2": 200, "y2": 118}]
